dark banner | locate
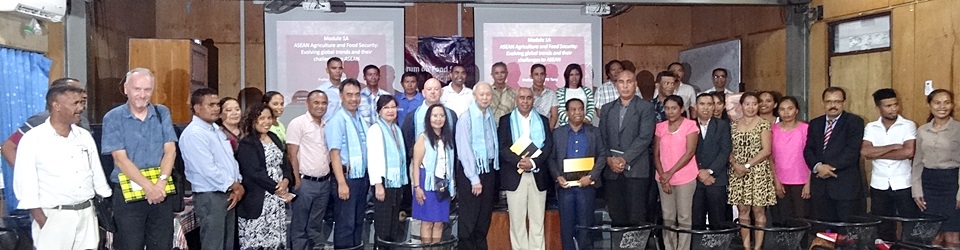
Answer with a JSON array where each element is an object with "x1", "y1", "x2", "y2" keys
[{"x1": 404, "y1": 37, "x2": 477, "y2": 88}]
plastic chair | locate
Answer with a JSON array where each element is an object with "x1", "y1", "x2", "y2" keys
[
  {"x1": 869, "y1": 213, "x2": 948, "y2": 246},
  {"x1": 890, "y1": 241, "x2": 959, "y2": 250},
  {"x1": 661, "y1": 223, "x2": 740, "y2": 250},
  {"x1": 737, "y1": 219, "x2": 811, "y2": 250},
  {"x1": 375, "y1": 236, "x2": 458, "y2": 250},
  {"x1": 802, "y1": 216, "x2": 882, "y2": 250},
  {"x1": 577, "y1": 223, "x2": 657, "y2": 250}
]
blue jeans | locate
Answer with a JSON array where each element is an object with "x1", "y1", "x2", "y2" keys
[
  {"x1": 558, "y1": 186, "x2": 596, "y2": 250},
  {"x1": 333, "y1": 177, "x2": 370, "y2": 248},
  {"x1": 288, "y1": 177, "x2": 332, "y2": 250}
]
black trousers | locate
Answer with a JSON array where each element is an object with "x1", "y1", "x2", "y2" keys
[
  {"x1": 111, "y1": 185, "x2": 174, "y2": 250},
  {"x1": 455, "y1": 171, "x2": 497, "y2": 250},
  {"x1": 604, "y1": 176, "x2": 650, "y2": 226},
  {"x1": 771, "y1": 184, "x2": 810, "y2": 225},
  {"x1": 871, "y1": 187, "x2": 921, "y2": 241},
  {"x1": 691, "y1": 184, "x2": 731, "y2": 229},
  {"x1": 374, "y1": 187, "x2": 404, "y2": 244},
  {"x1": 811, "y1": 195, "x2": 864, "y2": 223}
]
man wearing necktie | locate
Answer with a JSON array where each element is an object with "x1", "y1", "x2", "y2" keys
[{"x1": 803, "y1": 87, "x2": 865, "y2": 222}]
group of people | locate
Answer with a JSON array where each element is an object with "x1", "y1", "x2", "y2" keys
[{"x1": 2, "y1": 56, "x2": 959, "y2": 250}]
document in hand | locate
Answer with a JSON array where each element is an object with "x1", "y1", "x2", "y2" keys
[
  {"x1": 563, "y1": 157, "x2": 594, "y2": 186},
  {"x1": 510, "y1": 136, "x2": 543, "y2": 174}
]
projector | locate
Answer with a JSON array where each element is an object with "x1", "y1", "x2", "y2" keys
[
  {"x1": 582, "y1": 3, "x2": 611, "y2": 16},
  {"x1": 302, "y1": 0, "x2": 332, "y2": 12}
]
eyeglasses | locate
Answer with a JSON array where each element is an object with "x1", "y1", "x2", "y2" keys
[{"x1": 713, "y1": 75, "x2": 728, "y2": 79}]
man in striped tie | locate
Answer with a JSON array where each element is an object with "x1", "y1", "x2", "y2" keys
[{"x1": 803, "y1": 87, "x2": 866, "y2": 222}]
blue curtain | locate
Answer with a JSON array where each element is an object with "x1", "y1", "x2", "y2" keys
[{"x1": 0, "y1": 46, "x2": 52, "y2": 213}]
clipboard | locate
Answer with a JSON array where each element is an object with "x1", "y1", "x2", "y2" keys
[
  {"x1": 118, "y1": 167, "x2": 177, "y2": 202},
  {"x1": 510, "y1": 137, "x2": 543, "y2": 174},
  {"x1": 563, "y1": 157, "x2": 594, "y2": 186}
]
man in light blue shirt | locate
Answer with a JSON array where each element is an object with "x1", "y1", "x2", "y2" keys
[
  {"x1": 394, "y1": 71, "x2": 424, "y2": 125},
  {"x1": 318, "y1": 57, "x2": 344, "y2": 122},
  {"x1": 359, "y1": 65, "x2": 390, "y2": 126},
  {"x1": 325, "y1": 78, "x2": 369, "y2": 249},
  {"x1": 179, "y1": 88, "x2": 244, "y2": 250}
]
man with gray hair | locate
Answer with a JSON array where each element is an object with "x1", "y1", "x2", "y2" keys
[
  {"x1": 14, "y1": 84, "x2": 112, "y2": 249},
  {"x1": 100, "y1": 68, "x2": 179, "y2": 249}
]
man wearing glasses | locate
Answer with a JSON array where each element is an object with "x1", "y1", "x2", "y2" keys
[{"x1": 701, "y1": 68, "x2": 734, "y2": 94}]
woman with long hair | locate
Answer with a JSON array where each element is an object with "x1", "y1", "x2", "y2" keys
[
  {"x1": 770, "y1": 96, "x2": 810, "y2": 224},
  {"x1": 654, "y1": 95, "x2": 700, "y2": 250},
  {"x1": 727, "y1": 92, "x2": 775, "y2": 250},
  {"x1": 410, "y1": 104, "x2": 456, "y2": 244},
  {"x1": 263, "y1": 91, "x2": 287, "y2": 141},
  {"x1": 912, "y1": 89, "x2": 960, "y2": 248},
  {"x1": 556, "y1": 64, "x2": 595, "y2": 127},
  {"x1": 758, "y1": 91, "x2": 780, "y2": 124},
  {"x1": 711, "y1": 91, "x2": 730, "y2": 121},
  {"x1": 366, "y1": 95, "x2": 408, "y2": 244},
  {"x1": 235, "y1": 103, "x2": 295, "y2": 249},
  {"x1": 217, "y1": 97, "x2": 242, "y2": 151}
]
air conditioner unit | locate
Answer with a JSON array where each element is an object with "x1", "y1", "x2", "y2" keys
[{"x1": 0, "y1": 0, "x2": 67, "y2": 23}]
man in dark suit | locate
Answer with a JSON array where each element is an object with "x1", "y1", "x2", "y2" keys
[
  {"x1": 690, "y1": 93, "x2": 733, "y2": 229},
  {"x1": 550, "y1": 98, "x2": 606, "y2": 250},
  {"x1": 498, "y1": 87, "x2": 553, "y2": 250},
  {"x1": 599, "y1": 70, "x2": 657, "y2": 226},
  {"x1": 803, "y1": 87, "x2": 866, "y2": 222}
]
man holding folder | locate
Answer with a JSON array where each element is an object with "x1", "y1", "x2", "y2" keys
[
  {"x1": 498, "y1": 87, "x2": 553, "y2": 250},
  {"x1": 550, "y1": 98, "x2": 606, "y2": 250}
]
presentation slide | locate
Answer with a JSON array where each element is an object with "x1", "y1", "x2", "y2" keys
[
  {"x1": 484, "y1": 23, "x2": 592, "y2": 89},
  {"x1": 265, "y1": 7, "x2": 404, "y2": 124},
  {"x1": 276, "y1": 21, "x2": 396, "y2": 95}
]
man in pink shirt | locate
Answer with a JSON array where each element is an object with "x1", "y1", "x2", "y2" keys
[{"x1": 286, "y1": 90, "x2": 332, "y2": 250}]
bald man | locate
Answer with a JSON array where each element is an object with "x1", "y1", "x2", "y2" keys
[
  {"x1": 401, "y1": 78, "x2": 458, "y2": 163},
  {"x1": 455, "y1": 82, "x2": 501, "y2": 250}
]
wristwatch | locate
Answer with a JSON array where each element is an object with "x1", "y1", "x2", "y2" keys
[
  {"x1": 744, "y1": 163, "x2": 752, "y2": 169},
  {"x1": 159, "y1": 174, "x2": 169, "y2": 181}
]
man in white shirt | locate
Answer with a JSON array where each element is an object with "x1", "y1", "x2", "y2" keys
[
  {"x1": 701, "y1": 68, "x2": 734, "y2": 94},
  {"x1": 359, "y1": 65, "x2": 390, "y2": 126},
  {"x1": 440, "y1": 64, "x2": 475, "y2": 116},
  {"x1": 861, "y1": 88, "x2": 919, "y2": 241},
  {"x1": 318, "y1": 57, "x2": 345, "y2": 122},
  {"x1": 14, "y1": 85, "x2": 112, "y2": 249},
  {"x1": 662, "y1": 62, "x2": 698, "y2": 112}
]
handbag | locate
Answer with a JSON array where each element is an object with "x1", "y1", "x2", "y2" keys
[
  {"x1": 434, "y1": 177, "x2": 450, "y2": 201},
  {"x1": 81, "y1": 145, "x2": 116, "y2": 232}
]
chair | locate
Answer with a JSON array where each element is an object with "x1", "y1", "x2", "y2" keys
[
  {"x1": 738, "y1": 219, "x2": 812, "y2": 250},
  {"x1": 869, "y1": 213, "x2": 948, "y2": 246},
  {"x1": 802, "y1": 216, "x2": 882, "y2": 250},
  {"x1": 375, "y1": 236, "x2": 458, "y2": 250},
  {"x1": 661, "y1": 223, "x2": 740, "y2": 250},
  {"x1": 890, "y1": 241, "x2": 958, "y2": 250},
  {"x1": 0, "y1": 216, "x2": 31, "y2": 250},
  {"x1": 577, "y1": 223, "x2": 657, "y2": 250}
]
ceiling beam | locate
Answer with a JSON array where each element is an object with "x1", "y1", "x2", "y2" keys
[{"x1": 344, "y1": 0, "x2": 786, "y2": 5}]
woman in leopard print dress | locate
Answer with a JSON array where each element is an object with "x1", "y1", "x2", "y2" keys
[{"x1": 727, "y1": 92, "x2": 775, "y2": 250}]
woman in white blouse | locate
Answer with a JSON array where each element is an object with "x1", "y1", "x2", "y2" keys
[{"x1": 365, "y1": 95, "x2": 408, "y2": 244}]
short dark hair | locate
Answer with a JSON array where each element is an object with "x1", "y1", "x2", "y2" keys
[
  {"x1": 712, "y1": 68, "x2": 728, "y2": 76},
  {"x1": 307, "y1": 90, "x2": 326, "y2": 100},
  {"x1": 779, "y1": 96, "x2": 801, "y2": 114},
  {"x1": 564, "y1": 98, "x2": 584, "y2": 110},
  {"x1": 492, "y1": 62, "x2": 507, "y2": 70},
  {"x1": 451, "y1": 64, "x2": 466, "y2": 71},
  {"x1": 241, "y1": 103, "x2": 275, "y2": 138},
  {"x1": 51, "y1": 77, "x2": 79, "y2": 87},
  {"x1": 872, "y1": 88, "x2": 897, "y2": 106},
  {"x1": 45, "y1": 85, "x2": 84, "y2": 110},
  {"x1": 740, "y1": 92, "x2": 760, "y2": 105},
  {"x1": 190, "y1": 88, "x2": 219, "y2": 113},
  {"x1": 327, "y1": 57, "x2": 342, "y2": 67},
  {"x1": 664, "y1": 95, "x2": 684, "y2": 108},
  {"x1": 262, "y1": 91, "x2": 283, "y2": 104},
  {"x1": 401, "y1": 71, "x2": 418, "y2": 82},
  {"x1": 667, "y1": 62, "x2": 683, "y2": 70},
  {"x1": 363, "y1": 64, "x2": 380, "y2": 75},
  {"x1": 605, "y1": 60, "x2": 623, "y2": 76},
  {"x1": 696, "y1": 93, "x2": 715, "y2": 103},
  {"x1": 530, "y1": 63, "x2": 546, "y2": 73},
  {"x1": 822, "y1": 86, "x2": 846, "y2": 101},
  {"x1": 376, "y1": 95, "x2": 396, "y2": 113},
  {"x1": 563, "y1": 63, "x2": 583, "y2": 88},
  {"x1": 655, "y1": 71, "x2": 677, "y2": 83},
  {"x1": 340, "y1": 78, "x2": 362, "y2": 93}
]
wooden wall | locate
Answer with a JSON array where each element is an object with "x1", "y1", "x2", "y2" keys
[
  {"x1": 808, "y1": 0, "x2": 960, "y2": 122},
  {"x1": 602, "y1": 5, "x2": 786, "y2": 97},
  {"x1": 87, "y1": 0, "x2": 156, "y2": 122}
]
